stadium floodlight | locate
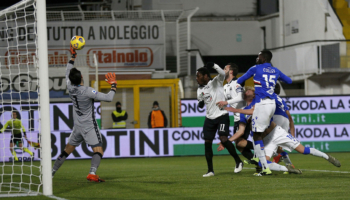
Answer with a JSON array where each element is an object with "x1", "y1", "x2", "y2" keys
[{"x1": 0, "y1": 0, "x2": 52, "y2": 197}]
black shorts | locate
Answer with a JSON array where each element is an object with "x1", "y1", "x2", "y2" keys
[
  {"x1": 233, "y1": 121, "x2": 251, "y2": 140},
  {"x1": 10, "y1": 134, "x2": 23, "y2": 145},
  {"x1": 203, "y1": 114, "x2": 230, "y2": 140}
]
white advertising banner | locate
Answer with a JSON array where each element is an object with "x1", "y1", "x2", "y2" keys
[
  {"x1": 0, "y1": 125, "x2": 349, "y2": 162},
  {"x1": 0, "y1": 21, "x2": 165, "y2": 69}
]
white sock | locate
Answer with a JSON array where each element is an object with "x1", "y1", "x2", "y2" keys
[
  {"x1": 268, "y1": 163, "x2": 288, "y2": 172},
  {"x1": 310, "y1": 148, "x2": 328, "y2": 159},
  {"x1": 254, "y1": 142, "x2": 269, "y2": 170},
  {"x1": 282, "y1": 155, "x2": 292, "y2": 165}
]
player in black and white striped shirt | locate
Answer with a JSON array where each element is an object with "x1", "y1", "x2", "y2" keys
[{"x1": 196, "y1": 63, "x2": 243, "y2": 177}]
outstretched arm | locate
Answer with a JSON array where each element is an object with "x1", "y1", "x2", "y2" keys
[
  {"x1": 237, "y1": 66, "x2": 256, "y2": 85},
  {"x1": 0, "y1": 120, "x2": 10, "y2": 133},
  {"x1": 225, "y1": 107, "x2": 254, "y2": 115},
  {"x1": 278, "y1": 71, "x2": 292, "y2": 84},
  {"x1": 66, "y1": 44, "x2": 77, "y2": 88}
]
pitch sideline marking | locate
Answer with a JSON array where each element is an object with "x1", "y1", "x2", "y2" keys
[
  {"x1": 2, "y1": 185, "x2": 68, "y2": 200},
  {"x1": 244, "y1": 167, "x2": 350, "y2": 174}
]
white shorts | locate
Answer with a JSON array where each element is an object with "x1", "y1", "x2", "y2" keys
[
  {"x1": 273, "y1": 115, "x2": 289, "y2": 132},
  {"x1": 252, "y1": 98, "x2": 275, "y2": 132},
  {"x1": 263, "y1": 126, "x2": 300, "y2": 158}
]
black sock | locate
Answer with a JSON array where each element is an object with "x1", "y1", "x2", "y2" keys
[
  {"x1": 205, "y1": 142, "x2": 214, "y2": 172},
  {"x1": 241, "y1": 147, "x2": 254, "y2": 160},
  {"x1": 246, "y1": 140, "x2": 254, "y2": 151},
  {"x1": 222, "y1": 140, "x2": 242, "y2": 164}
]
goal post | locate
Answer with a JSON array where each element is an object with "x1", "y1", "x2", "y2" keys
[
  {"x1": 37, "y1": 0, "x2": 52, "y2": 196},
  {"x1": 0, "y1": 0, "x2": 52, "y2": 197}
]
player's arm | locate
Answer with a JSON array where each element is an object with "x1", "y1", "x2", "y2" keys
[
  {"x1": 224, "y1": 107, "x2": 254, "y2": 115},
  {"x1": 21, "y1": 122, "x2": 26, "y2": 138},
  {"x1": 66, "y1": 44, "x2": 77, "y2": 87},
  {"x1": 87, "y1": 72, "x2": 117, "y2": 101},
  {"x1": 0, "y1": 120, "x2": 10, "y2": 133},
  {"x1": 278, "y1": 70, "x2": 292, "y2": 84},
  {"x1": 197, "y1": 89, "x2": 205, "y2": 108},
  {"x1": 228, "y1": 123, "x2": 246, "y2": 142},
  {"x1": 216, "y1": 83, "x2": 244, "y2": 108},
  {"x1": 286, "y1": 110, "x2": 295, "y2": 137},
  {"x1": 237, "y1": 66, "x2": 256, "y2": 85},
  {"x1": 206, "y1": 62, "x2": 225, "y2": 84}
]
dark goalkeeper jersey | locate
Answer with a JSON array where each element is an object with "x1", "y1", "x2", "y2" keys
[{"x1": 66, "y1": 60, "x2": 115, "y2": 131}]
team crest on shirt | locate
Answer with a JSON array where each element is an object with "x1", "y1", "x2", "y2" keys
[
  {"x1": 92, "y1": 90, "x2": 97, "y2": 94},
  {"x1": 203, "y1": 93, "x2": 212, "y2": 103}
]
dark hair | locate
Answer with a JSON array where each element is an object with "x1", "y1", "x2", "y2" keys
[
  {"x1": 197, "y1": 67, "x2": 211, "y2": 80},
  {"x1": 274, "y1": 82, "x2": 281, "y2": 95},
  {"x1": 116, "y1": 102, "x2": 121, "y2": 106},
  {"x1": 227, "y1": 63, "x2": 239, "y2": 76},
  {"x1": 153, "y1": 101, "x2": 159, "y2": 106},
  {"x1": 260, "y1": 50, "x2": 273, "y2": 62},
  {"x1": 69, "y1": 68, "x2": 82, "y2": 85}
]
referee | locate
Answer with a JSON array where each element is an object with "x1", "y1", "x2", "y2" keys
[{"x1": 196, "y1": 63, "x2": 243, "y2": 177}]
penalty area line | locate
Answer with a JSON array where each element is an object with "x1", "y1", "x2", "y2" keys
[{"x1": 244, "y1": 167, "x2": 350, "y2": 174}]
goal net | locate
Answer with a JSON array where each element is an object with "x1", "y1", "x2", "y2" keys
[{"x1": 0, "y1": 0, "x2": 52, "y2": 197}]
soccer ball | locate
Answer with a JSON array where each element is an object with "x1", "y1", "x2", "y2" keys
[{"x1": 70, "y1": 36, "x2": 85, "y2": 50}]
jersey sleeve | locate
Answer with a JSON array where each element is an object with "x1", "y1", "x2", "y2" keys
[
  {"x1": 21, "y1": 122, "x2": 26, "y2": 133},
  {"x1": 239, "y1": 113, "x2": 247, "y2": 124},
  {"x1": 213, "y1": 64, "x2": 225, "y2": 84},
  {"x1": 85, "y1": 87, "x2": 116, "y2": 102},
  {"x1": 237, "y1": 66, "x2": 256, "y2": 85},
  {"x1": 0, "y1": 120, "x2": 10, "y2": 133},
  {"x1": 278, "y1": 70, "x2": 292, "y2": 84},
  {"x1": 66, "y1": 60, "x2": 74, "y2": 89},
  {"x1": 227, "y1": 83, "x2": 244, "y2": 105},
  {"x1": 197, "y1": 89, "x2": 204, "y2": 101}
]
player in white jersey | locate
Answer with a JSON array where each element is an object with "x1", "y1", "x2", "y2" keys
[
  {"x1": 52, "y1": 45, "x2": 117, "y2": 182},
  {"x1": 196, "y1": 63, "x2": 243, "y2": 177},
  {"x1": 216, "y1": 63, "x2": 254, "y2": 168}
]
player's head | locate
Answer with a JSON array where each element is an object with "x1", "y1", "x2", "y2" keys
[
  {"x1": 12, "y1": 111, "x2": 18, "y2": 119},
  {"x1": 69, "y1": 68, "x2": 83, "y2": 85},
  {"x1": 256, "y1": 50, "x2": 273, "y2": 64},
  {"x1": 116, "y1": 101, "x2": 122, "y2": 112},
  {"x1": 244, "y1": 86, "x2": 255, "y2": 102},
  {"x1": 274, "y1": 82, "x2": 281, "y2": 95},
  {"x1": 224, "y1": 63, "x2": 239, "y2": 79},
  {"x1": 153, "y1": 101, "x2": 159, "y2": 110},
  {"x1": 196, "y1": 67, "x2": 211, "y2": 85}
]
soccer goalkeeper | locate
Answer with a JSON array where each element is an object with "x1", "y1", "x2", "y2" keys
[
  {"x1": 52, "y1": 44, "x2": 117, "y2": 182},
  {"x1": 0, "y1": 111, "x2": 34, "y2": 161}
]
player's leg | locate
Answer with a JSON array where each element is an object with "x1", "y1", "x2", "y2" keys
[
  {"x1": 264, "y1": 144, "x2": 301, "y2": 174},
  {"x1": 9, "y1": 139, "x2": 18, "y2": 161},
  {"x1": 18, "y1": 136, "x2": 33, "y2": 157},
  {"x1": 85, "y1": 126, "x2": 106, "y2": 182},
  {"x1": 235, "y1": 138, "x2": 254, "y2": 160},
  {"x1": 218, "y1": 114, "x2": 243, "y2": 173},
  {"x1": 294, "y1": 144, "x2": 341, "y2": 167},
  {"x1": 52, "y1": 126, "x2": 82, "y2": 177},
  {"x1": 203, "y1": 117, "x2": 216, "y2": 177},
  {"x1": 252, "y1": 99, "x2": 275, "y2": 176}
]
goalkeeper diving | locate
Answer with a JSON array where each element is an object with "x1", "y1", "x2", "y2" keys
[
  {"x1": 0, "y1": 111, "x2": 34, "y2": 161},
  {"x1": 52, "y1": 44, "x2": 117, "y2": 182}
]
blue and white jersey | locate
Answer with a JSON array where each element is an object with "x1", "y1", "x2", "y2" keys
[
  {"x1": 239, "y1": 103, "x2": 255, "y2": 136},
  {"x1": 237, "y1": 63, "x2": 292, "y2": 103},
  {"x1": 274, "y1": 95, "x2": 288, "y2": 119}
]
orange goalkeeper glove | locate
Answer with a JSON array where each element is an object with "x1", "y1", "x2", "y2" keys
[
  {"x1": 105, "y1": 72, "x2": 117, "y2": 89},
  {"x1": 70, "y1": 44, "x2": 77, "y2": 58}
]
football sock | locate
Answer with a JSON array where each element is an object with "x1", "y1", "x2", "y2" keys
[
  {"x1": 281, "y1": 151, "x2": 292, "y2": 165},
  {"x1": 246, "y1": 140, "x2": 254, "y2": 150},
  {"x1": 11, "y1": 150, "x2": 18, "y2": 160},
  {"x1": 241, "y1": 147, "x2": 254, "y2": 160},
  {"x1": 52, "y1": 151, "x2": 69, "y2": 175},
  {"x1": 90, "y1": 152, "x2": 103, "y2": 175},
  {"x1": 222, "y1": 140, "x2": 242, "y2": 164},
  {"x1": 23, "y1": 147, "x2": 33, "y2": 156},
  {"x1": 254, "y1": 140, "x2": 269, "y2": 170},
  {"x1": 205, "y1": 142, "x2": 214, "y2": 172},
  {"x1": 304, "y1": 147, "x2": 329, "y2": 159},
  {"x1": 268, "y1": 162, "x2": 288, "y2": 172}
]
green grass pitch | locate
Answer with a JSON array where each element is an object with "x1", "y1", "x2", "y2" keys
[{"x1": 2, "y1": 152, "x2": 350, "y2": 200}]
